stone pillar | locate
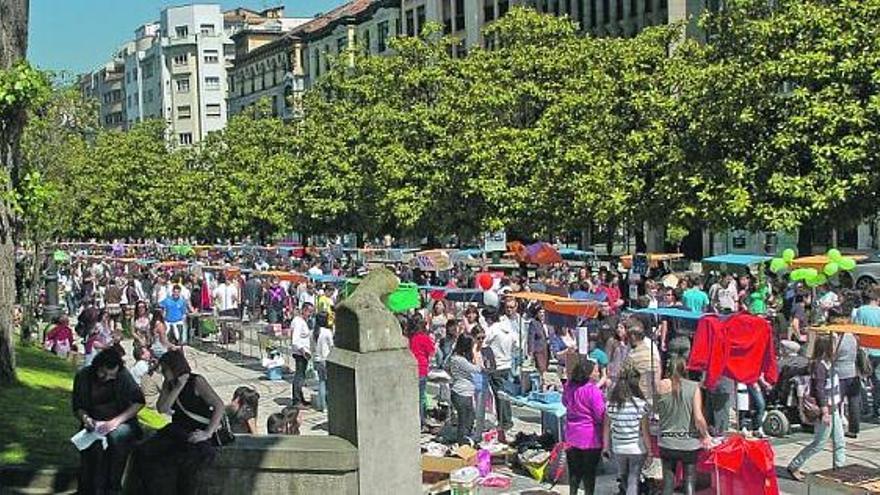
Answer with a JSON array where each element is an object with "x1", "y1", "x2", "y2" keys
[
  {"x1": 43, "y1": 258, "x2": 62, "y2": 321},
  {"x1": 327, "y1": 268, "x2": 421, "y2": 494}
]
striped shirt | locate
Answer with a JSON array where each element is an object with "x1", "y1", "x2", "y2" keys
[{"x1": 606, "y1": 397, "x2": 648, "y2": 455}]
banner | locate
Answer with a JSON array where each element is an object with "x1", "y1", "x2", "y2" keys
[{"x1": 414, "y1": 250, "x2": 452, "y2": 272}]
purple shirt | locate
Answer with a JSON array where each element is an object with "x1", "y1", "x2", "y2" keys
[{"x1": 563, "y1": 380, "x2": 606, "y2": 450}]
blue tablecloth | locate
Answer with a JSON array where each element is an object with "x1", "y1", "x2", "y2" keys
[{"x1": 505, "y1": 394, "x2": 567, "y2": 418}]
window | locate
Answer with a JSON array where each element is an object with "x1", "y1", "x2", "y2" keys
[
  {"x1": 405, "y1": 9, "x2": 415, "y2": 36},
  {"x1": 442, "y1": 0, "x2": 452, "y2": 33},
  {"x1": 378, "y1": 21, "x2": 389, "y2": 52},
  {"x1": 363, "y1": 28, "x2": 371, "y2": 52},
  {"x1": 177, "y1": 105, "x2": 191, "y2": 119},
  {"x1": 176, "y1": 77, "x2": 190, "y2": 93},
  {"x1": 603, "y1": 0, "x2": 610, "y2": 22},
  {"x1": 660, "y1": 0, "x2": 667, "y2": 8},
  {"x1": 127, "y1": 95, "x2": 132, "y2": 107},
  {"x1": 499, "y1": 0, "x2": 510, "y2": 16},
  {"x1": 590, "y1": 0, "x2": 597, "y2": 26},
  {"x1": 484, "y1": 0, "x2": 495, "y2": 22},
  {"x1": 455, "y1": 0, "x2": 465, "y2": 30},
  {"x1": 314, "y1": 49, "x2": 321, "y2": 77},
  {"x1": 337, "y1": 36, "x2": 347, "y2": 53},
  {"x1": 143, "y1": 62, "x2": 154, "y2": 78},
  {"x1": 146, "y1": 89, "x2": 153, "y2": 102},
  {"x1": 205, "y1": 76, "x2": 220, "y2": 90},
  {"x1": 206, "y1": 104, "x2": 221, "y2": 117},
  {"x1": 631, "y1": 0, "x2": 637, "y2": 16},
  {"x1": 179, "y1": 133, "x2": 193, "y2": 145},
  {"x1": 173, "y1": 54, "x2": 188, "y2": 66},
  {"x1": 175, "y1": 25, "x2": 188, "y2": 38},
  {"x1": 646, "y1": 0, "x2": 653, "y2": 12},
  {"x1": 203, "y1": 50, "x2": 219, "y2": 64},
  {"x1": 200, "y1": 24, "x2": 215, "y2": 36},
  {"x1": 416, "y1": 5, "x2": 426, "y2": 34},
  {"x1": 616, "y1": 0, "x2": 624, "y2": 19}
]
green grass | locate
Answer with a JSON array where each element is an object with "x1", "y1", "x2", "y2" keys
[{"x1": 0, "y1": 340, "x2": 80, "y2": 467}]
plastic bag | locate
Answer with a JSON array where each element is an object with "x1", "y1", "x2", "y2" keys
[{"x1": 476, "y1": 449, "x2": 492, "y2": 477}]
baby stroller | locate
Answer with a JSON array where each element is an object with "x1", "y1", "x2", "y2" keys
[{"x1": 762, "y1": 354, "x2": 810, "y2": 437}]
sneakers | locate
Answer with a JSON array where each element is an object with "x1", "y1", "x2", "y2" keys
[{"x1": 787, "y1": 467, "x2": 805, "y2": 482}]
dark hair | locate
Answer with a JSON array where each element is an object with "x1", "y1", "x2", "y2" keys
[
  {"x1": 609, "y1": 366, "x2": 644, "y2": 409},
  {"x1": 624, "y1": 317, "x2": 645, "y2": 345},
  {"x1": 158, "y1": 350, "x2": 192, "y2": 378},
  {"x1": 445, "y1": 318, "x2": 459, "y2": 331},
  {"x1": 812, "y1": 335, "x2": 834, "y2": 363},
  {"x1": 453, "y1": 335, "x2": 474, "y2": 362},
  {"x1": 281, "y1": 405, "x2": 301, "y2": 435},
  {"x1": 482, "y1": 307, "x2": 499, "y2": 324},
  {"x1": 315, "y1": 311, "x2": 329, "y2": 329},
  {"x1": 869, "y1": 287, "x2": 880, "y2": 302},
  {"x1": 91, "y1": 348, "x2": 124, "y2": 371},
  {"x1": 267, "y1": 413, "x2": 286, "y2": 434},
  {"x1": 232, "y1": 386, "x2": 260, "y2": 420},
  {"x1": 150, "y1": 308, "x2": 165, "y2": 327},
  {"x1": 568, "y1": 354, "x2": 596, "y2": 386}
]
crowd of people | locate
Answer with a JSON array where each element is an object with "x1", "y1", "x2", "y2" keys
[{"x1": 35, "y1": 243, "x2": 880, "y2": 494}]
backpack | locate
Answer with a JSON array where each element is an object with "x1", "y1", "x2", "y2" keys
[{"x1": 856, "y1": 347, "x2": 874, "y2": 378}]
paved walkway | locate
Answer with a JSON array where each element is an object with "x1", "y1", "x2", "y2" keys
[{"x1": 137, "y1": 324, "x2": 880, "y2": 494}]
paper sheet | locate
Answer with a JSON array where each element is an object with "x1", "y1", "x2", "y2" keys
[{"x1": 71, "y1": 428, "x2": 108, "y2": 451}]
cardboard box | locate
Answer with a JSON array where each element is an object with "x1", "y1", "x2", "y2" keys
[{"x1": 420, "y1": 446, "x2": 477, "y2": 474}]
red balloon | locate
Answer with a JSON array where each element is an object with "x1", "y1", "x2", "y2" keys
[{"x1": 476, "y1": 273, "x2": 494, "y2": 291}]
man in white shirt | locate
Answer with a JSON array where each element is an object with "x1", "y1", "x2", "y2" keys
[
  {"x1": 298, "y1": 283, "x2": 316, "y2": 309},
  {"x1": 212, "y1": 274, "x2": 240, "y2": 317},
  {"x1": 482, "y1": 307, "x2": 517, "y2": 431},
  {"x1": 291, "y1": 303, "x2": 315, "y2": 406}
]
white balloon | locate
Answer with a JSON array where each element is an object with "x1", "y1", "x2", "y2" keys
[{"x1": 483, "y1": 290, "x2": 499, "y2": 308}]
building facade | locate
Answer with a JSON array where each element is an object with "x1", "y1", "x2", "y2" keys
[{"x1": 79, "y1": 58, "x2": 126, "y2": 131}]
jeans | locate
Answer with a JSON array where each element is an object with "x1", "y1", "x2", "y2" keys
[
  {"x1": 789, "y1": 409, "x2": 846, "y2": 470},
  {"x1": 840, "y1": 377, "x2": 861, "y2": 435},
  {"x1": 419, "y1": 376, "x2": 427, "y2": 426},
  {"x1": 706, "y1": 388, "x2": 731, "y2": 435},
  {"x1": 662, "y1": 456, "x2": 696, "y2": 495},
  {"x1": 167, "y1": 321, "x2": 187, "y2": 345},
  {"x1": 567, "y1": 447, "x2": 601, "y2": 495},
  {"x1": 79, "y1": 421, "x2": 139, "y2": 494},
  {"x1": 616, "y1": 453, "x2": 645, "y2": 495},
  {"x1": 489, "y1": 369, "x2": 513, "y2": 430},
  {"x1": 474, "y1": 373, "x2": 490, "y2": 436},
  {"x1": 745, "y1": 384, "x2": 766, "y2": 431},
  {"x1": 292, "y1": 354, "x2": 309, "y2": 405},
  {"x1": 314, "y1": 360, "x2": 327, "y2": 412},
  {"x1": 451, "y1": 392, "x2": 475, "y2": 443}
]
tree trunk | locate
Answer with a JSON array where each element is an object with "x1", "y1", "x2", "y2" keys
[
  {"x1": 20, "y1": 242, "x2": 42, "y2": 343},
  {"x1": 0, "y1": 0, "x2": 30, "y2": 385}
]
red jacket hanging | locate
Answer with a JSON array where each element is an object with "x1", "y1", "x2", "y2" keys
[{"x1": 688, "y1": 313, "x2": 778, "y2": 389}]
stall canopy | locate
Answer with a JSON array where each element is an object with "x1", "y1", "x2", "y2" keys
[
  {"x1": 507, "y1": 241, "x2": 562, "y2": 265},
  {"x1": 631, "y1": 307, "x2": 706, "y2": 321},
  {"x1": 621, "y1": 253, "x2": 684, "y2": 269},
  {"x1": 790, "y1": 255, "x2": 867, "y2": 270},
  {"x1": 701, "y1": 254, "x2": 772, "y2": 275},
  {"x1": 815, "y1": 324, "x2": 880, "y2": 349}
]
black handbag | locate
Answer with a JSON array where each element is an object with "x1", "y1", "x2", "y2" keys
[{"x1": 175, "y1": 397, "x2": 235, "y2": 447}]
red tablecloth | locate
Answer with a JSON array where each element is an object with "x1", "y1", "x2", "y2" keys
[{"x1": 699, "y1": 435, "x2": 779, "y2": 495}]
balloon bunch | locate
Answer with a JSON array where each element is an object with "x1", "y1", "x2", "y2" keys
[
  {"x1": 476, "y1": 272, "x2": 500, "y2": 308},
  {"x1": 770, "y1": 248, "x2": 857, "y2": 288}
]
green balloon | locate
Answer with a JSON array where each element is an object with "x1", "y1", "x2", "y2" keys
[
  {"x1": 839, "y1": 257, "x2": 857, "y2": 271},
  {"x1": 804, "y1": 268, "x2": 818, "y2": 279},
  {"x1": 828, "y1": 248, "x2": 842, "y2": 262},
  {"x1": 782, "y1": 248, "x2": 796, "y2": 262},
  {"x1": 824, "y1": 262, "x2": 839, "y2": 277},
  {"x1": 770, "y1": 258, "x2": 787, "y2": 273},
  {"x1": 816, "y1": 273, "x2": 827, "y2": 285},
  {"x1": 790, "y1": 269, "x2": 807, "y2": 281}
]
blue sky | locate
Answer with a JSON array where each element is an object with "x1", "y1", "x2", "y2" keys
[{"x1": 29, "y1": 0, "x2": 343, "y2": 75}]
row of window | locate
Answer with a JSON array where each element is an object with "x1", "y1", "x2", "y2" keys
[
  {"x1": 177, "y1": 104, "x2": 222, "y2": 119},
  {"x1": 174, "y1": 23, "x2": 215, "y2": 38},
  {"x1": 172, "y1": 50, "x2": 220, "y2": 66},
  {"x1": 174, "y1": 76, "x2": 221, "y2": 93}
]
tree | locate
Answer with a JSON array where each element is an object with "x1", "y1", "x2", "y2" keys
[{"x1": 0, "y1": 0, "x2": 38, "y2": 384}]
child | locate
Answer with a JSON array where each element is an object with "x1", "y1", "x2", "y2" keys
[
  {"x1": 267, "y1": 413, "x2": 286, "y2": 434},
  {"x1": 44, "y1": 315, "x2": 76, "y2": 357},
  {"x1": 227, "y1": 386, "x2": 260, "y2": 434}
]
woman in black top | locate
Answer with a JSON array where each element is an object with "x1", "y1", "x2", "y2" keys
[
  {"x1": 132, "y1": 350, "x2": 225, "y2": 494},
  {"x1": 72, "y1": 348, "x2": 145, "y2": 494}
]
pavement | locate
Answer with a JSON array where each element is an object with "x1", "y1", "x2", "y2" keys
[{"x1": 149, "y1": 324, "x2": 880, "y2": 495}]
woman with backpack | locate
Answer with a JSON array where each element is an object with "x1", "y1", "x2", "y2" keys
[{"x1": 787, "y1": 335, "x2": 846, "y2": 481}]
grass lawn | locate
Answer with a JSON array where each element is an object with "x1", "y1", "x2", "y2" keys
[{"x1": 0, "y1": 340, "x2": 80, "y2": 467}]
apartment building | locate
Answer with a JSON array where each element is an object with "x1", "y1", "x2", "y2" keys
[
  {"x1": 78, "y1": 57, "x2": 126, "y2": 131},
  {"x1": 228, "y1": 0, "x2": 400, "y2": 119}
]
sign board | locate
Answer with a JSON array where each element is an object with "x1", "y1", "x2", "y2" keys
[
  {"x1": 483, "y1": 231, "x2": 507, "y2": 252},
  {"x1": 413, "y1": 250, "x2": 452, "y2": 272}
]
